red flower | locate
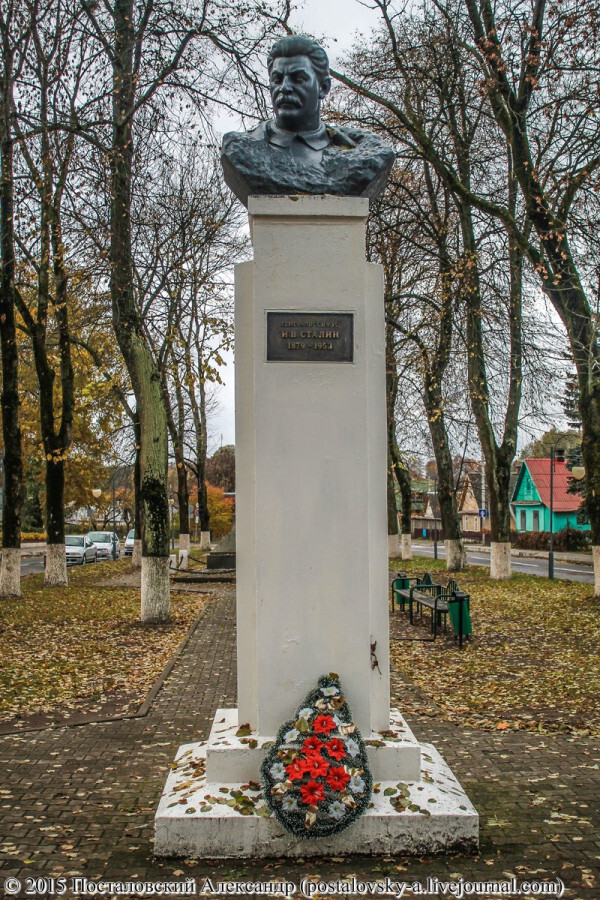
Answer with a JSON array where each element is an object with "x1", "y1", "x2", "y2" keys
[
  {"x1": 302, "y1": 752, "x2": 329, "y2": 778},
  {"x1": 285, "y1": 758, "x2": 307, "y2": 781},
  {"x1": 300, "y1": 779, "x2": 325, "y2": 806},
  {"x1": 302, "y1": 736, "x2": 323, "y2": 753},
  {"x1": 325, "y1": 738, "x2": 346, "y2": 761},
  {"x1": 312, "y1": 714, "x2": 336, "y2": 735},
  {"x1": 326, "y1": 766, "x2": 351, "y2": 791}
]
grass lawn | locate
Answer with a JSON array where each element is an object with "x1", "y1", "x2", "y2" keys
[
  {"x1": 389, "y1": 557, "x2": 600, "y2": 735},
  {"x1": 2, "y1": 555, "x2": 599, "y2": 737},
  {"x1": 0, "y1": 559, "x2": 210, "y2": 724}
]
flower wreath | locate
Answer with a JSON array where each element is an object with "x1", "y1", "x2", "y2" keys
[{"x1": 260, "y1": 674, "x2": 373, "y2": 838}]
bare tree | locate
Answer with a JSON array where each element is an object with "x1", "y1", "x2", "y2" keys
[
  {"x1": 77, "y1": 0, "x2": 290, "y2": 621},
  {"x1": 332, "y1": 5, "x2": 531, "y2": 577}
]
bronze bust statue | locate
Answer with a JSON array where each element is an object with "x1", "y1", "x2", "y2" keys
[{"x1": 221, "y1": 36, "x2": 395, "y2": 208}]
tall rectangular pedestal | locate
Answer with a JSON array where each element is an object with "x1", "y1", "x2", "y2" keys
[{"x1": 235, "y1": 196, "x2": 389, "y2": 736}]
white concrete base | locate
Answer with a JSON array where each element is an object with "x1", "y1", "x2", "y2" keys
[
  {"x1": 154, "y1": 709, "x2": 478, "y2": 859},
  {"x1": 445, "y1": 539, "x2": 466, "y2": 571},
  {"x1": 388, "y1": 533, "x2": 399, "y2": 558},
  {"x1": 131, "y1": 539, "x2": 142, "y2": 569},
  {"x1": 200, "y1": 531, "x2": 211, "y2": 550},
  {"x1": 0, "y1": 547, "x2": 21, "y2": 597},
  {"x1": 204, "y1": 708, "x2": 421, "y2": 786},
  {"x1": 490, "y1": 541, "x2": 511, "y2": 580},
  {"x1": 141, "y1": 556, "x2": 171, "y2": 624},
  {"x1": 401, "y1": 533, "x2": 412, "y2": 561},
  {"x1": 178, "y1": 536, "x2": 190, "y2": 570},
  {"x1": 44, "y1": 544, "x2": 67, "y2": 586},
  {"x1": 593, "y1": 545, "x2": 600, "y2": 597}
]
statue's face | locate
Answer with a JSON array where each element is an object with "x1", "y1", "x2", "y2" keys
[{"x1": 269, "y1": 55, "x2": 324, "y2": 132}]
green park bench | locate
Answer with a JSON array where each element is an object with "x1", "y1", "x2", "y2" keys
[{"x1": 391, "y1": 571, "x2": 473, "y2": 649}]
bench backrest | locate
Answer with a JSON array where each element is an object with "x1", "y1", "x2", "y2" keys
[{"x1": 420, "y1": 571, "x2": 434, "y2": 586}]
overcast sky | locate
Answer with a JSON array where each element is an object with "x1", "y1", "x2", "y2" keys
[{"x1": 208, "y1": 0, "x2": 380, "y2": 451}]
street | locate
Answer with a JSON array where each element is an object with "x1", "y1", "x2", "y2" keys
[
  {"x1": 12, "y1": 545, "x2": 597, "y2": 584},
  {"x1": 410, "y1": 541, "x2": 595, "y2": 584},
  {"x1": 15, "y1": 552, "x2": 124, "y2": 578}
]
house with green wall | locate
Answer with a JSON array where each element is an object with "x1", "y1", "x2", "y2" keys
[{"x1": 511, "y1": 458, "x2": 589, "y2": 532}]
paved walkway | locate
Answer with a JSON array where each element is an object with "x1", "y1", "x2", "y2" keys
[{"x1": 0, "y1": 589, "x2": 598, "y2": 899}]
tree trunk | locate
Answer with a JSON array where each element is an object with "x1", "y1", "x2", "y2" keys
[
  {"x1": 110, "y1": 0, "x2": 170, "y2": 623},
  {"x1": 386, "y1": 333, "x2": 411, "y2": 560},
  {"x1": 454, "y1": 163, "x2": 522, "y2": 580},
  {"x1": 387, "y1": 459, "x2": 399, "y2": 558},
  {"x1": 425, "y1": 385, "x2": 466, "y2": 571},
  {"x1": 390, "y1": 439, "x2": 413, "y2": 561},
  {"x1": 192, "y1": 347, "x2": 211, "y2": 533},
  {"x1": 0, "y1": 45, "x2": 22, "y2": 598},
  {"x1": 44, "y1": 457, "x2": 67, "y2": 586},
  {"x1": 132, "y1": 417, "x2": 142, "y2": 568}
]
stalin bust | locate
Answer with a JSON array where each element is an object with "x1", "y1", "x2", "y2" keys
[{"x1": 221, "y1": 35, "x2": 395, "y2": 208}]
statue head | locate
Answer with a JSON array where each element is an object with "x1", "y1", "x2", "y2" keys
[{"x1": 267, "y1": 35, "x2": 332, "y2": 133}]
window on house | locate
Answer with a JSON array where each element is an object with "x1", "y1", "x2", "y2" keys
[
  {"x1": 532, "y1": 510, "x2": 540, "y2": 531},
  {"x1": 520, "y1": 510, "x2": 526, "y2": 530}
]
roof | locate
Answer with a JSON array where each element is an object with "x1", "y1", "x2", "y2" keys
[{"x1": 514, "y1": 458, "x2": 582, "y2": 513}]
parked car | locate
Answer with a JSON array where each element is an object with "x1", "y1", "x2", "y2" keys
[
  {"x1": 87, "y1": 531, "x2": 120, "y2": 560},
  {"x1": 124, "y1": 528, "x2": 135, "y2": 556},
  {"x1": 65, "y1": 535, "x2": 97, "y2": 566}
]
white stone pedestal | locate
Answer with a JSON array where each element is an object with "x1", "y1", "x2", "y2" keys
[{"x1": 155, "y1": 196, "x2": 478, "y2": 857}]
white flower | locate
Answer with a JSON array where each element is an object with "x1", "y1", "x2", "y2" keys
[
  {"x1": 333, "y1": 715, "x2": 344, "y2": 726},
  {"x1": 328, "y1": 801, "x2": 346, "y2": 821},
  {"x1": 321, "y1": 686, "x2": 339, "y2": 697},
  {"x1": 284, "y1": 728, "x2": 300, "y2": 742},
  {"x1": 282, "y1": 795, "x2": 298, "y2": 811},
  {"x1": 269, "y1": 763, "x2": 286, "y2": 781},
  {"x1": 345, "y1": 738, "x2": 360, "y2": 758},
  {"x1": 297, "y1": 708, "x2": 314, "y2": 720},
  {"x1": 348, "y1": 775, "x2": 366, "y2": 794}
]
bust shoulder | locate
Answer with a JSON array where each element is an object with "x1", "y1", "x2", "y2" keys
[{"x1": 221, "y1": 120, "x2": 395, "y2": 208}]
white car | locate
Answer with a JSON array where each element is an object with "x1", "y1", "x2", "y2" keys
[
  {"x1": 87, "y1": 531, "x2": 120, "y2": 560},
  {"x1": 65, "y1": 535, "x2": 97, "y2": 566},
  {"x1": 124, "y1": 528, "x2": 135, "y2": 556}
]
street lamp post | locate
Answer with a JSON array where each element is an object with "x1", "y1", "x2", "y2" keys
[
  {"x1": 549, "y1": 447, "x2": 556, "y2": 580},
  {"x1": 548, "y1": 446, "x2": 566, "y2": 580}
]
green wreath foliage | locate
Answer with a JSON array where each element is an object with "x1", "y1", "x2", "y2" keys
[{"x1": 260, "y1": 673, "x2": 373, "y2": 838}]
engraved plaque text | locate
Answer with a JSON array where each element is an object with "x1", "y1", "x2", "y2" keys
[{"x1": 266, "y1": 312, "x2": 354, "y2": 362}]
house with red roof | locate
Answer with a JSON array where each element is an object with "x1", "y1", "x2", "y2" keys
[{"x1": 511, "y1": 458, "x2": 589, "y2": 532}]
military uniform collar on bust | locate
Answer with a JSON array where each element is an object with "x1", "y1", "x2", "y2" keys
[{"x1": 267, "y1": 120, "x2": 332, "y2": 151}]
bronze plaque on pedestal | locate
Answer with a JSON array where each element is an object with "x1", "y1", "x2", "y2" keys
[{"x1": 266, "y1": 312, "x2": 354, "y2": 362}]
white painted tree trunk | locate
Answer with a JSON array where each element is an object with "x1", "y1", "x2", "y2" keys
[
  {"x1": 401, "y1": 533, "x2": 412, "y2": 561},
  {"x1": 178, "y1": 533, "x2": 190, "y2": 570},
  {"x1": 200, "y1": 531, "x2": 211, "y2": 550},
  {"x1": 388, "y1": 533, "x2": 399, "y2": 558},
  {"x1": 0, "y1": 548, "x2": 21, "y2": 597},
  {"x1": 44, "y1": 544, "x2": 67, "y2": 586},
  {"x1": 141, "y1": 556, "x2": 171, "y2": 624},
  {"x1": 131, "y1": 539, "x2": 142, "y2": 569},
  {"x1": 445, "y1": 539, "x2": 466, "y2": 571},
  {"x1": 593, "y1": 545, "x2": 600, "y2": 597},
  {"x1": 490, "y1": 542, "x2": 512, "y2": 579}
]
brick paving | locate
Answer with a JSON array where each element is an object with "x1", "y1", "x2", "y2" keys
[{"x1": 0, "y1": 587, "x2": 599, "y2": 899}]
